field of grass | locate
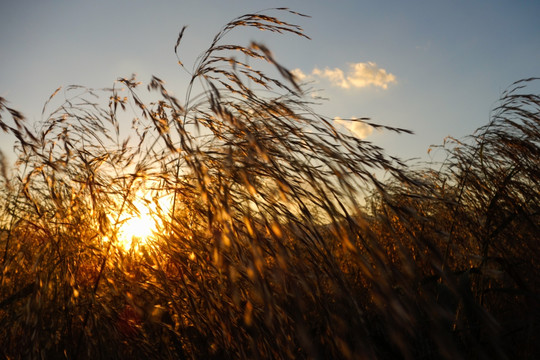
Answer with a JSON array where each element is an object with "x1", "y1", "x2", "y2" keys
[{"x1": 0, "y1": 9, "x2": 538, "y2": 359}]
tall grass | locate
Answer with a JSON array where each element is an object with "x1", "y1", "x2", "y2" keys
[{"x1": 0, "y1": 9, "x2": 538, "y2": 359}]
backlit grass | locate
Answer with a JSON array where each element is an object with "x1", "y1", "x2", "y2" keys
[{"x1": 0, "y1": 9, "x2": 538, "y2": 359}]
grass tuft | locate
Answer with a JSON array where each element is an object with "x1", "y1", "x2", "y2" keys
[{"x1": 0, "y1": 9, "x2": 538, "y2": 359}]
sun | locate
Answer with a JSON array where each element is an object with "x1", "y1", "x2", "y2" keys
[
  {"x1": 117, "y1": 209, "x2": 155, "y2": 251},
  {"x1": 113, "y1": 190, "x2": 172, "y2": 252}
]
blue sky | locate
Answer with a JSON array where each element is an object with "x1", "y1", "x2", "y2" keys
[{"x1": 1, "y1": 0, "x2": 539, "y2": 166}]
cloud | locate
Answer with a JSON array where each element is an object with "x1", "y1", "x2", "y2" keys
[
  {"x1": 292, "y1": 62, "x2": 396, "y2": 90},
  {"x1": 313, "y1": 67, "x2": 349, "y2": 88},
  {"x1": 290, "y1": 68, "x2": 307, "y2": 81},
  {"x1": 346, "y1": 62, "x2": 396, "y2": 89},
  {"x1": 334, "y1": 117, "x2": 373, "y2": 139}
]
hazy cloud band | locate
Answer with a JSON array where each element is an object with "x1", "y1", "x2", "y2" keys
[{"x1": 293, "y1": 62, "x2": 396, "y2": 89}]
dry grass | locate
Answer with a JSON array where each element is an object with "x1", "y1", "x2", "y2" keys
[{"x1": 0, "y1": 9, "x2": 538, "y2": 359}]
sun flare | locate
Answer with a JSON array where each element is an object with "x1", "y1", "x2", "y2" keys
[
  {"x1": 117, "y1": 209, "x2": 155, "y2": 250},
  {"x1": 112, "y1": 190, "x2": 172, "y2": 251}
]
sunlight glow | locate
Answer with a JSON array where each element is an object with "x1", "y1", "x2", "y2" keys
[
  {"x1": 117, "y1": 210, "x2": 155, "y2": 250},
  {"x1": 113, "y1": 190, "x2": 172, "y2": 252}
]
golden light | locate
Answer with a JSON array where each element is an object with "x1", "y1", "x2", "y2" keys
[
  {"x1": 112, "y1": 190, "x2": 172, "y2": 252},
  {"x1": 117, "y1": 208, "x2": 155, "y2": 251}
]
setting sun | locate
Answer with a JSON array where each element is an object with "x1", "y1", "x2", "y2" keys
[
  {"x1": 112, "y1": 190, "x2": 172, "y2": 251},
  {"x1": 116, "y1": 208, "x2": 155, "y2": 251}
]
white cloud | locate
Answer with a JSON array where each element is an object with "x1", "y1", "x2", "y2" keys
[
  {"x1": 346, "y1": 62, "x2": 396, "y2": 89},
  {"x1": 294, "y1": 62, "x2": 396, "y2": 90},
  {"x1": 291, "y1": 68, "x2": 307, "y2": 81},
  {"x1": 313, "y1": 67, "x2": 350, "y2": 89},
  {"x1": 334, "y1": 117, "x2": 373, "y2": 139}
]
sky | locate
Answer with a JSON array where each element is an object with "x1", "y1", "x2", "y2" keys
[{"x1": 1, "y1": 0, "x2": 539, "y2": 167}]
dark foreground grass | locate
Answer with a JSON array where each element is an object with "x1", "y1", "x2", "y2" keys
[{"x1": 0, "y1": 9, "x2": 538, "y2": 359}]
